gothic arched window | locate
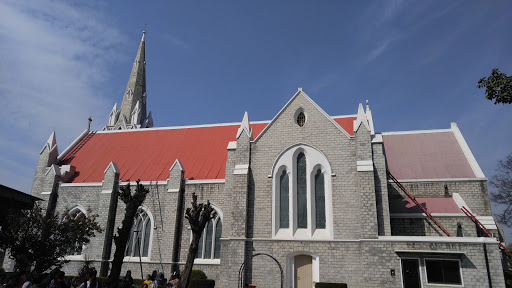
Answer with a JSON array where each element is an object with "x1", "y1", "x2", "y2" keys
[
  {"x1": 272, "y1": 145, "x2": 333, "y2": 239},
  {"x1": 66, "y1": 206, "x2": 87, "y2": 256},
  {"x1": 125, "y1": 206, "x2": 153, "y2": 258},
  {"x1": 196, "y1": 211, "x2": 222, "y2": 260}
]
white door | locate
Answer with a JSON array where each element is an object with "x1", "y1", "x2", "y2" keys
[{"x1": 294, "y1": 255, "x2": 313, "y2": 288}]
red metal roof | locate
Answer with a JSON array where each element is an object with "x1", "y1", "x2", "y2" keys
[
  {"x1": 333, "y1": 116, "x2": 356, "y2": 136},
  {"x1": 389, "y1": 197, "x2": 461, "y2": 214},
  {"x1": 61, "y1": 117, "x2": 355, "y2": 183},
  {"x1": 382, "y1": 131, "x2": 476, "y2": 180}
]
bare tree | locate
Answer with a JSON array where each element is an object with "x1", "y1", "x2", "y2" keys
[
  {"x1": 180, "y1": 192, "x2": 216, "y2": 288},
  {"x1": 490, "y1": 153, "x2": 512, "y2": 227},
  {"x1": 108, "y1": 180, "x2": 150, "y2": 286}
]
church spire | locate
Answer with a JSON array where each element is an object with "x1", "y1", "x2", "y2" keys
[{"x1": 104, "y1": 30, "x2": 152, "y2": 130}]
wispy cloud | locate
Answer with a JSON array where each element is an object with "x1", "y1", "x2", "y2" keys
[
  {"x1": 0, "y1": 0, "x2": 125, "y2": 192},
  {"x1": 162, "y1": 33, "x2": 189, "y2": 49},
  {"x1": 361, "y1": 1, "x2": 462, "y2": 63}
]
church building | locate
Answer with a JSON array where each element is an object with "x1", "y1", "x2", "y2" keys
[{"x1": 18, "y1": 32, "x2": 509, "y2": 287}]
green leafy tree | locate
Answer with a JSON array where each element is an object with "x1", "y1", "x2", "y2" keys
[
  {"x1": 108, "y1": 180, "x2": 149, "y2": 286},
  {"x1": 180, "y1": 193, "x2": 216, "y2": 288},
  {"x1": 478, "y1": 68, "x2": 512, "y2": 104},
  {"x1": 0, "y1": 203, "x2": 102, "y2": 276},
  {"x1": 489, "y1": 153, "x2": 512, "y2": 227}
]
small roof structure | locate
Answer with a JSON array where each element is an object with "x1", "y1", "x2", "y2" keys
[
  {"x1": 0, "y1": 185, "x2": 43, "y2": 210},
  {"x1": 389, "y1": 197, "x2": 461, "y2": 214}
]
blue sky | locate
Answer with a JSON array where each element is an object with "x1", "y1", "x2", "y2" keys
[{"x1": 1, "y1": 1, "x2": 511, "y2": 241}]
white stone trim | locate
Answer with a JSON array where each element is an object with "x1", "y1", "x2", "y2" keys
[
  {"x1": 396, "y1": 250, "x2": 466, "y2": 255},
  {"x1": 475, "y1": 216, "x2": 498, "y2": 230},
  {"x1": 354, "y1": 103, "x2": 370, "y2": 133},
  {"x1": 376, "y1": 236, "x2": 500, "y2": 244},
  {"x1": 57, "y1": 129, "x2": 89, "y2": 160},
  {"x1": 451, "y1": 122, "x2": 485, "y2": 178},
  {"x1": 390, "y1": 213, "x2": 466, "y2": 218},
  {"x1": 331, "y1": 114, "x2": 357, "y2": 118},
  {"x1": 236, "y1": 111, "x2": 252, "y2": 139},
  {"x1": 371, "y1": 133, "x2": 383, "y2": 143},
  {"x1": 41, "y1": 191, "x2": 51, "y2": 195},
  {"x1": 387, "y1": 177, "x2": 487, "y2": 183},
  {"x1": 357, "y1": 165, "x2": 373, "y2": 172},
  {"x1": 170, "y1": 159, "x2": 185, "y2": 172},
  {"x1": 357, "y1": 160, "x2": 374, "y2": 172},
  {"x1": 193, "y1": 259, "x2": 220, "y2": 265},
  {"x1": 101, "y1": 190, "x2": 112, "y2": 194},
  {"x1": 184, "y1": 179, "x2": 225, "y2": 184},
  {"x1": 382, "y1": 129, "x2": 452, "y2": 135},
  {"x1": 227, "y1": 141, "x2": 237, "y2": 150},
  {"x1": 40, "y1": 131, "x2": 57, "y2": 154},
  {"x1": 233, "y1": 164, "x2": 249, "y2": 175},
  {"x1": 366, "y1": 101, "x2": 375, "y2": 135},
  {"x1": 95, "y1": 120, "x2": 272, "y2": 134},
  {"x1": 254, "y1": 90, "x2": 353, "y2": 142},
  {"x1": 119, "y1": 180, "x2": 167, "y2": 185},
  {"x1": 167, "y1": 188, "x2": 180, "y2": 193},
  {"x1": 452, "y1": 193, "x2": 470, "y2": 212},
  {"x1": 60, "y1": 182, "x2": 103, "y2": 187},
  {"x1": 104, "y1": 161, "x2": 120, "y2": 174}
]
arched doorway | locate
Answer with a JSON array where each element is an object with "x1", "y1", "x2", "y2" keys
[{"x1": 286, "y1": 252, "x2": 319, "y2": 288}]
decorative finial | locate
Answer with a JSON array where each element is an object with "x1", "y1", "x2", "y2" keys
[
  {"x1": 88, "y1": 116, "x2": 92, "y2": 130},
  {"x1": 298, "y1": 87, "x2": 303, "y2": 92},
  {"x1": 142, "y1": 26, "x2": 146, "y2": 41}
]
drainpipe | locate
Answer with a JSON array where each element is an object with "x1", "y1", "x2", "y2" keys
[
  {"x1": 171, "y1": 173, "x2": 185, "y2": 273},
  {"x1": 483, "y1": 243, "x2": 492, "y2": 288}
]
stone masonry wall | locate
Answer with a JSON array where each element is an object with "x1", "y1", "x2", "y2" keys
[{"x1": 250, "y1": 94, "x2": 363, "y2": 240}]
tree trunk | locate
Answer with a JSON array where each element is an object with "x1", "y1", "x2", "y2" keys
[
  {"x1": 180, "y1": 230, "x2": 201, "y2": 288},
  {"x1": 108, "y1": 181, "x2": 149, "y2": 286},
  {"x1": 179, "y1": 192, "x2": 215, "y2": 288}
]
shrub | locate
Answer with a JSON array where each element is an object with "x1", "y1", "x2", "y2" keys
[
  {"x1": 189, "y1": 279, "x2": 215, "y2": 288},
  {"x1": 180, "y1": 269, "x2": 207, "y2": 281},
  {"x1": 315, "y1": 283, "x2": 347, "y2": 288}
]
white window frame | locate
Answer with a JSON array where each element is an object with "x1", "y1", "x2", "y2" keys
[
  {"x1": 123, "y1": 205, "x2": 154, "y2": 262},
  {"x1": 64, "y1": 205, "x2": 88, "y2": 260},
  {"x1": 194, "y1": 204, "x2": 223, "y2": 264},
  {"x1": 424, "y1": 258, "x2": 464, "y2": 287},
  {"x1": 272, "y1": 144, "x2": 333, "y2": 240}
]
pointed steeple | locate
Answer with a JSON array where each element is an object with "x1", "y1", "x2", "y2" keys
[{"x1": 118, "y1": 30, "x2": 147, "y2": 127}]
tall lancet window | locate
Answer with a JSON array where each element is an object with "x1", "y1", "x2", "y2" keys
[
  {"x1": 279, "y1": 170, "x2": 289, "y2": 228},
  {"x1": 196, "y1": 212, "x2": 222, "y2": 260},
  {"x1": 125, "y1": 206, "x2": 152, "y2": 258},
  {"x1": 315, "y1": 169, "x2": 326, "y2": 229},
  {"x1": 297, "y1": 152, "x2": 307, "y2": 229}
]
